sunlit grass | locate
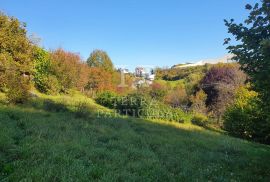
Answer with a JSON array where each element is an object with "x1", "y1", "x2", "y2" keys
[
  {"x1": 0, "y1": 92, "x2": 270, "y2": 181},
  {"x1": 155, "y1": 79, "x2": 185, "y2": 88}
]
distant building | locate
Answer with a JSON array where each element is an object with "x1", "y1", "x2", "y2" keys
[
  {"x1": 133, "y1": 67, "x2": 156, "y2": 88},
  {"x1": 146, "y1": 73, "x2": 155, "y2": 81},
  {"x1": 135, "y1": 67, "x2": 146, "y2": 77},
  {"x1": 117, "y1": 68, "x2": 130, "y2": 74},
  {"x1": 173, "y1": 54, "x2": 235, "y2": 68}
]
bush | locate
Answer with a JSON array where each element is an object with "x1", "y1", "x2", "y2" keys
[
  {"x1": 35, "y1": 74, "x2": 61, "y2": 95},
  {"x1": 0, "y1": 66, "x2": 7, "y2": 92},
  {"x1": 149, "y1": 83, "x2": 167, "y2": 101},
  {"x1": 155, "y1": 65, "x2": 208, "y2": 81},
  {"x1": 43, "y1": 99, "x2": 68, "y2": 112},
  {"x1": 6, "y1": 73, "x2": 30, "y2": 104},
  {"x1": 114, "y1": 93, "x2": 188, "y2": 122},
  {"x1": 141, "y1": 101, "x2": 187, "y2": 123},
  {"x1": 222, "y1": 86, "x2": 270, "y2": 143},
  {"x1": 191, "y1": 114, "x2": 208, "y2": 127},
  {"x1": 165, "y1": 86, "x2": 188, "y2": 109},
  {"x1": 115, "y1": 92, "x2": 148, "y2": 117},
  {"x1": 96, "y1": 92, "x2": 190, "y2": 123},
  {"x1": 45, "y1": 75, "x2": 61, "y2": 95},
  {"x1": 190, "y1": 89, "x2": 207, "y2": 114},
  {"x1": 184, "y1": 72, "x2": 204, "y2": 95},
  {"x1": 95, "y1": 91, "x2": 119, "y2": 109},
  {"x1": 74, "y1": 102, "x2": 91, "y2": 119}
]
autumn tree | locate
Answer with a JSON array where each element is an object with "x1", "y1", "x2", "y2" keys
[
  {"x1": 87, "y1": 49, "x2": 114, "y2": 72},
  {"x1": 77, "y1": 63, "x2": 91, "y2": 92},
  {"x1": 0, "y1": 12, "x2": 33, "y2": 102},
  {"x1": 201, "y1": 64, "x2": 246, "y2": 122},
  {"x1": 165, "y1": 86, "x2": 188, "y2": 109},
  {"x1": 190, "y1": 89, "x2": 207, "y2": 114},
  {"x1": 50, "y1": 49, "x2": 81, "y2": 93},
  {"x1": 149, "y1": 83, "x2": 168, "y2": 101},
  {"x1": 86, "y1": 67, "x2": 114, "y2": 94}
]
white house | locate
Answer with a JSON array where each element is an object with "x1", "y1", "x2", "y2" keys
[{"x1": 135, "y1": 67, "x2": 146, "y2": 77}]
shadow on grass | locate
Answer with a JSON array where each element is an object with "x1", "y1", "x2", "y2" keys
[
  {"x1": 1, "y1": 100, "x2": 270, "y2": 181},
  {"x1": 19, "y1": 97, "x2": 98, "y2": 120},
  {"x1": 0, "y1": 96, "x2": 264, "y2": 145}
]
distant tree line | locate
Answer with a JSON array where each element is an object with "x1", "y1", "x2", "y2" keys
[
  {"x1": 153, "y1": 0, "x2": 270, "y2": 144},
  {"x1": 0, "y1": 12, "x2": 133, "y2": 103}
]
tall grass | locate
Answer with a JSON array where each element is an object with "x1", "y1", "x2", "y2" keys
[{"x1": 0, "y1": 92, "x2": 270, "y2": 181}]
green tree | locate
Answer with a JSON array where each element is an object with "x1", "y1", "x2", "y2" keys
[
  {"x1": 0, "y1": 12, "x2": 33, "y2": 102},
  {"x1": 33, "y1": 47, "x2": 60, "y2": 94},
  {"x1": 223, "y1": 86, "x2": 269, "y2": 143},
  {"x1": 87, "y1": 49, "x2": 114, "y2": 72},
  {"x1": 225, "y1": 1, "x2": 270, "y2": 143},
  {"x1": 224, "y1": 0, "x2": 270, "y2": 108}
]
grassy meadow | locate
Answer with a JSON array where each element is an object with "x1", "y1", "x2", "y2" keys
[
  {"x1": 0, "y1": 92, "x2": 270, "y2": 181},
  {"x1": 1, "y1": 1, "x2": 270, "y2": 181}
]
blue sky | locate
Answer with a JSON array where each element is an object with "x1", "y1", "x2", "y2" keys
[{"x1": 0, "y1": 0, "x2": 258, "y2": 70}]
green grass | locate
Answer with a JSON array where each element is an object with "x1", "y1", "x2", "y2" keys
[
  {"x1": 155, "y1": 79, "x2": 185, "y2": 88},
  {"x1": 0, "y1": 93, "x2": 270, "y2": 181}
]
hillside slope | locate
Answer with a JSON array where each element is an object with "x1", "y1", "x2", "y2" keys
[{"x1": 0, "y1": 93, "x2": 270, "y2": 181}]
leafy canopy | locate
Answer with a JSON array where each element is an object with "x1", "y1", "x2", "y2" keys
[
  {"x1": 0, "y1": 12, "x2": 33, "y2": 102},
  {"x1": 224, "y1": 0, "x2": 270, "y2": 104},
  {"x1": 87, "y1": 49, "x2": 114, "y2": 72},
  {"x1": 224, "y1": 0, "x2": 270, "y2": 143}
]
